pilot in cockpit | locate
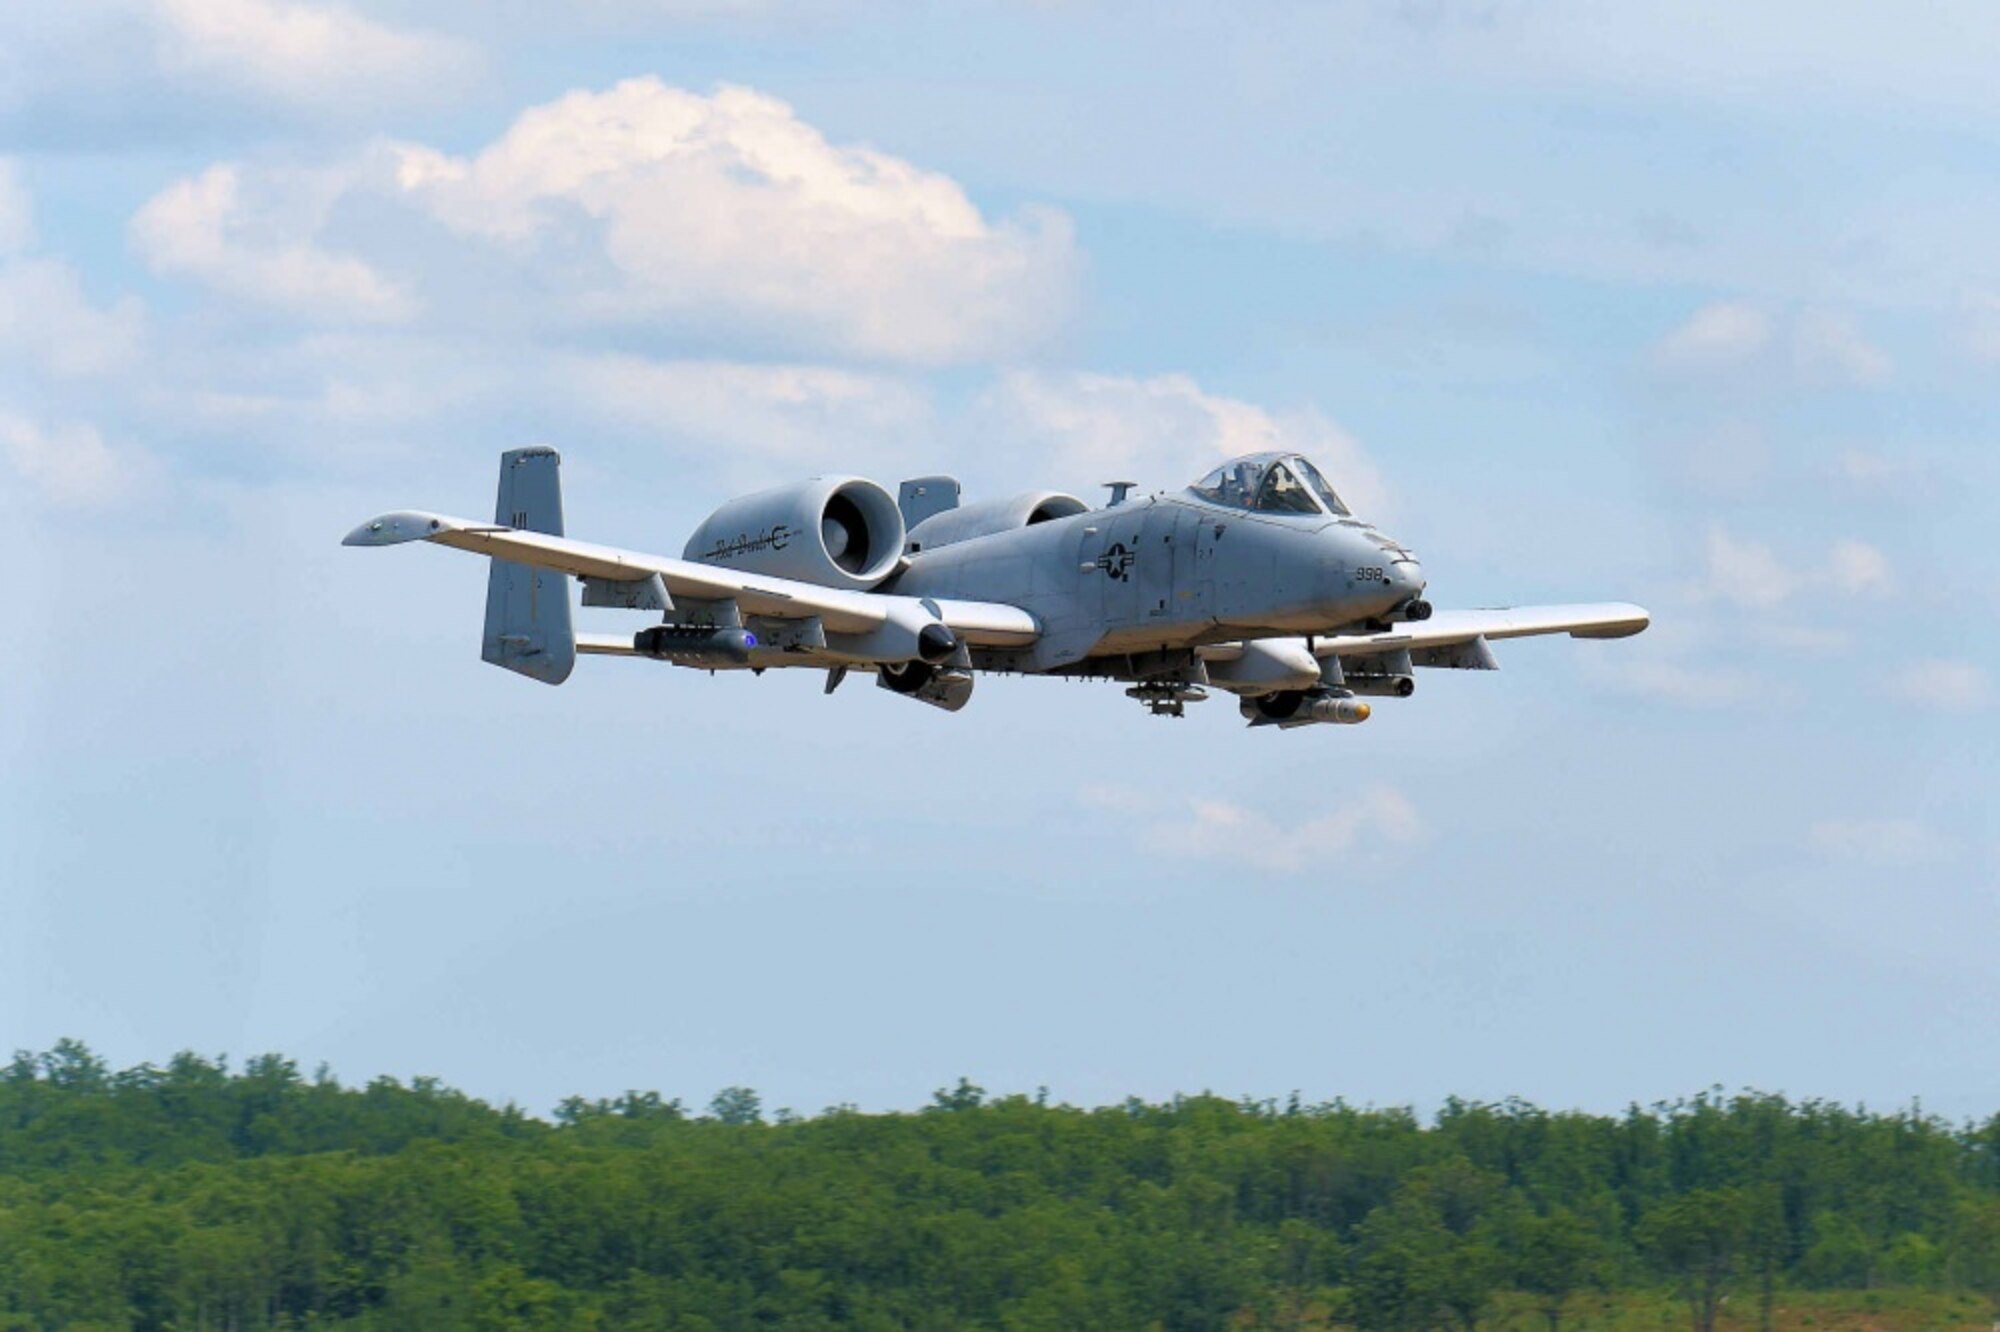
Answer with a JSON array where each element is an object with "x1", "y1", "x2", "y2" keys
[{"x1": 1188, "y1": 453, "x2": 1352, "y2": 517}]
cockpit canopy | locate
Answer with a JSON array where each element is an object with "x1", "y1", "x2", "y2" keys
[{"x1": 1187, "y1": 452, "x2": 1351, "y2": 517}]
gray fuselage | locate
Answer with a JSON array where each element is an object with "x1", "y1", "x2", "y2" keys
[{"x1": 887, "y1": 491, "x2": 1424, "y2": 672}]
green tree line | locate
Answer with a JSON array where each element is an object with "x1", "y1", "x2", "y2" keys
[{"x1": 4, "y1": 1042, "x2": 2000, "y2": 1330}]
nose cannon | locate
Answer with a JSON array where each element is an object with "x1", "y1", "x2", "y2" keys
[{"x1": 1385, "y1": 548, "x2": 1429, "y2": 620}]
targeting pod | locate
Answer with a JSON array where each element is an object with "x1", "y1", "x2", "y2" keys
[
  {"x1": 1242, "y1": 689, "x2": 1373, "y2": 728},
  {"x1": 1300, "y1": 694, "x2": 1372, "y2": 724}
]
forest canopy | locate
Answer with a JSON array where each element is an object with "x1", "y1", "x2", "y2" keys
[{"x1": 4, "y1": 1041, "x2": 2000, "y2": 1331}]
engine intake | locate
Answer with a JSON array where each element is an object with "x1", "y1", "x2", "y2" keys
[{"x1": 686, "y1": 477, "x2": 906, "y2": 591}]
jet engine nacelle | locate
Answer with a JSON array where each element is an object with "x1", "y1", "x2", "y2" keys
[
  {"x1": 906, "y1": 491, "x2": 1089, "y2": 552},
  {"x1": 685, "y1": 477, "x2": 905, "y2": 591}
]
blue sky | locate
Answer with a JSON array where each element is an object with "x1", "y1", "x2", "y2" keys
[{"x1": 2, "y1": 0, "x2": 1995, "y2": 1120}]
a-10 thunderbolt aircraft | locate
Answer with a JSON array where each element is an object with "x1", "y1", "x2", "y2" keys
[{"x1": 345, "y1": 448, "x2": 1648, "y2": 728}]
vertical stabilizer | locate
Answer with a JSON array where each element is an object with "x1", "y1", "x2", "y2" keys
[{"x1": 481, "y1": 447, "x2": 576, "y2": 685}]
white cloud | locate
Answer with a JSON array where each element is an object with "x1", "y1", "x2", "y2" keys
[
  {"x1": 0, "y1": 163, "x2": 144, "y2": 377},
  {"x1": 979, "y1": 371, "x2": 1390, "y2": 516},
  {"x1": 566, "y1": 354, "x2": 934, "y2": 478},
  {"x1": 131, "y1": 162, "x2": 415, "y2": 323},
  {"x1": 1091, "y1": 784, "x2": 1422, "y2": 875},
  {"x1": 1826, "y1": 539, "x2": 1890, "y2": 595},
  {"x1": 147, "y1": 0, "x2": 478, "y2": 108},
  {"x1": 1597, "y1": 659, "x2": 1758, "y2": 708},
  {"x1": 1698, "y1": 528, "x2": 1893, "y2": 607},
  {"x1": 1656, "y1": 301, "x2": 1771, "y2": 369},
  {"x1": 1833, "y1": 448, "x2": 1926, "y2": 494},
  {"x1": 1654, "y1": 302, "x2": 1891, "y2": 386},
  {"x1": 1892, "y1": 659, "x2": 1990, "y2": 712},
  {"x1": 1161, "y1": 788, "x2": 1423, "y2": 875},
  {"x1": 392, "y1": 79, "x2": 1076, "y2": 362},
  {"x1": 0, "y1": 258, "x2": 146, "y2": 377},
  {"x1": 131, "y1": 79, "x2": 1075, "y2": 362},
  {"x1": 1699, "y1": 527, "x2": 1798, "y2": 608},
  {"x1": 1809, "y1": 817, "x2": 1949, "y2": 868},
  {"x1": 1792, "y1": 309, "x2": 1892, "y2": 386},
  {"x1": 0, "y1": 158, "x2": 32, "y2": 254},
  {"x1": 0, "y1": 410, "x2": 149, "y2": 506}
]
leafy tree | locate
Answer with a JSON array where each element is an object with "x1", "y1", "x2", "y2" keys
[
  {"x1": 1351, "y1": 1161, "x2": 1509, "y2": 1332},
  {"x1": 3, "y1": 1042, "x2": 2000, "y2": 1329},
  {"x1": 1511, "y1": 1208, "x2": 1607, "y2": 1332},
  {"x1": 1638, "y1": 1186, "x2": 1759, "y2": 1332},
  {"x1": 932, "y1": 1077, "x2": 986, "y2": 1112},
  {"x1": 708, "y1": 1086, "x2": 763, "y2": 1126},
  {"x1": 1948, "y1": 1198, "x2": 2000, "y2": 1320}
]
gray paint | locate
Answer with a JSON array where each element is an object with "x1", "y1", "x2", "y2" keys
[
  {"x1": 353, "y1": 448, "x2": 1647, "y2": 727},
  {"x1": 480, "y1": 447, "x2": 574, "y2": 686}
]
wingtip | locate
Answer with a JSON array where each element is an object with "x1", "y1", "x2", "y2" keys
[
  {"x1": 1576, "y1": 603, "x2": 1651, "y2": 639},
  {"x1": 341, "y1": 511, "x2": 452, "y2": 547}
]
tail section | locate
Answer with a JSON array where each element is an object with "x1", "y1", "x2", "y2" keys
[{"x1": 481, "y1": 447, "x2": 575, "y2": 685}]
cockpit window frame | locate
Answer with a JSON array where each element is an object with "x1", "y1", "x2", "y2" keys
[
  {"x1": 1288, "y1": 456, "x2": 1351, "y2": 517},
  {"x1": 1188, "y1": 460, "x2": 1259, "y2": 510},
  {"x1": 1188, "y1": 453, "x2": 1343, "y2": 517},
  {"x1": 1252, "y1": 460, "x2": 1324, "y2": 515}
]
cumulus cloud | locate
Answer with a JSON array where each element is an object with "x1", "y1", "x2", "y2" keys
[
  {"x1": 1654, "y1": 301, "x2": 1891, "y2": 386},
  {"x1": 132, "y1": 80, "x2": 1075, "y2": 362},
  {"x1": 0, "y1": 410, "x2": 150, "y2": 506},
  {"x1": 1809, "y1": 817, "x2": 1949, "y2": 868},
  {"x1": 1594, "y1": 658, "x2": 1758, "y2": 708},
  {"x1": 1892, "y1": 659, "x2": 1990, "y2": 712},
  {"x1": 0, "y1": 165, "x2": 145, "y2": 376},
  {"x1": 979, "y1": 371, "x2": 1389, "y2": 516},
  {"x1": 132, "y1": 162, "x2": 416, "y2": 323},
  {"x1": 0, "y1": 0, "x2": 478, "y2": 138},
  {"x1": 1697, "y1": 527, "x2": 1892, "y2": 607},
  {"x1": 0, "y1": 259, "x2": 147, "y2": 377},
  {"x1": 1826, "y1": 538, "x2": 1891, "y2": 595},
  {"x1": 1699, "y1": 528, "x2": 1799, "y2": 608},
  {"x1": 1655, "y1": 301, "x2": 1771, "y2": 369},
  {"x1": 565, "y1": 354, "x2": 934, "y2": 478},
  {"x1": 1792, "y1": 309, "x2": 1892, "y2": 386},
  {"x1": 1086, "y1": 784, "x2": 1422, "y2": 875},
  {"x1": 148, "y1": 0, "x2": 477, "y2": 107},
  {"x1": 1833, "y1": 448, "x2": 1930, "y2": 497},
  {"x1": 1166, "y1": 789, "x2": 1423, "y2": 875}
]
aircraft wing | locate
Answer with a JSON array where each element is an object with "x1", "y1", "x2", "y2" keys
[
  {"x1": 1310, "y1": 602, "x2": 1650, "y2": 660},
  {"x1": 341, "y1": 509, "x2": 1038, "y2": 647}
]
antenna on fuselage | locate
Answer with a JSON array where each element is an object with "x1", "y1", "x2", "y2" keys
[{"x1": 1103, "y1": 481, "x2": 1137, "y2": 506}]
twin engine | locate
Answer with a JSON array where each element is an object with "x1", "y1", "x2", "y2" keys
[
  {"x1": 906, "y1": 490, "x2": 1087, "y2": 552},
  {"x1": 685, "y1": 476, "x2": 1094, "y2": 588},
  {"x1": 684, "y1": 477, "x2": 906, "y2": 592}
]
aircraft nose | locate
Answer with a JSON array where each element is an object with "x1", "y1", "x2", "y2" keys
[{"x1": 1390, "y1": 554, "x2": 1424, "y2": 597}]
